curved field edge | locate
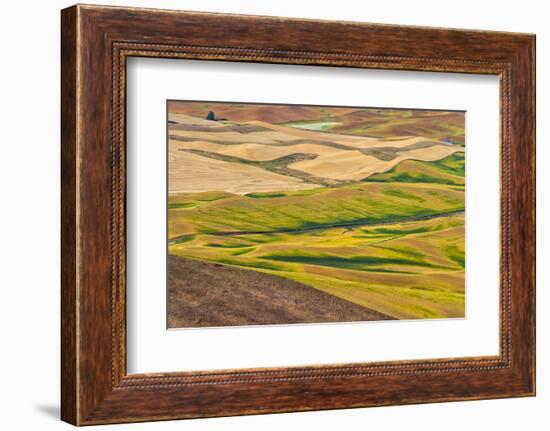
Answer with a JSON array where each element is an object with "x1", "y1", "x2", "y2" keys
[
  {"x1": 365, "y1": 152, "x2": 465, "y2": 185},
  {"x1": 166, "y1": 105, "x2": 465, "y2": 322},
  {"x1": 169, "y1": 214, "x2": 465, "y2": 320},
  {"x1": 167, "y1": 255, "x2": 394, "y2": 328},
  {"x1": 168, "y1": 181, "x2": 465, "y2": 239}
]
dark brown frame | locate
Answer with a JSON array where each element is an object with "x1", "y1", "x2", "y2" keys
[{"x1": 61, "y1": 4, "x2": 536, "y2": 426}]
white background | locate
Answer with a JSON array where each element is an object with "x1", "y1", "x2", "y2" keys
[
  {"x1": 0, "y1": 0, "x2": 547, "y2": 430},
  {"x1": 127, "y1": 60, "x2": 500, "y2": 373}
]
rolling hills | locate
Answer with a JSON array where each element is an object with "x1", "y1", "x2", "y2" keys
[
  {"x1": 166, "y1": 101, "x2": 466, "y2": 325},
  {"x1": 167, "y1": 106, "x2": 464, "y2": 194}
]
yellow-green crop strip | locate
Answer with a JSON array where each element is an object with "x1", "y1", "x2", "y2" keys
[{"x1": 168, "y1": 162, "x2": 465, "y2": 320}]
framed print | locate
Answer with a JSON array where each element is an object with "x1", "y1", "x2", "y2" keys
[{"x1": 61, "y1": 4, "x2": 536, "y2": 425}]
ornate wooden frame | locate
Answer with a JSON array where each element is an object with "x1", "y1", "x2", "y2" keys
[{"x1": 61, "y1": 4, "x2": 536, "y2": 425}]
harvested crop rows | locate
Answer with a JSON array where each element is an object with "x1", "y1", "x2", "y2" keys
[{"x1": 167, "y1": 101, "x2": 466, "y2": 326}]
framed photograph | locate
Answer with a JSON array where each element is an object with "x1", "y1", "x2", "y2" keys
[{"x1": 61, "y1": 4, "x2": 536, "y2": 425}]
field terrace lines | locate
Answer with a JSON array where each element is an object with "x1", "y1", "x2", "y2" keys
[
  {"x1": 168, "y1": 212, "x2": 466, "y2": 320},
  {"x1": 168, "y1": 114, "x2": 463, "y2": 186},
  {"x1": 167, "y1": 182, "x2": 465, "y2": 239},
  {"x1": 175, "y1": 140, "x2": 336, "y2": 162},
  {"x1": 168, "y1": 149, "x2": 320, "y2": 195},
  {"x1": 167, "y1": 102, "x2": 465, "y2": 142},
  {"x1": 167, "y1": 102, "x2": 360, "y2": 124},
  {"x1": 168, "y1": 209, "x2": 465, "y2": 241},
  {"x1": 166, "y1": 103, "x2": 466, "y2": 322},
  {"x1": 180, "y1": 149, "x2": 334, "y2": 187},
  {"x1": 366, "y1": 153, "x2": 465, "y2": 186},
  {"x1": 286, "y1": 146, "x2": 461, "y2": 181}
]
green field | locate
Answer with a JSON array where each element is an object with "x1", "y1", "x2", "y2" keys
[
  {"x1": 167, "y1": 103, "x2": 465, "y2": 322},
  {"x1": 168, "y1": 175, "x2": 464, "y2": 238},
  {"x1": 168, "y1": 156, "x2": 465, "y2": 319},
  {"x1": 365, "y1": 152, "x2": 465, "y2": 185}
]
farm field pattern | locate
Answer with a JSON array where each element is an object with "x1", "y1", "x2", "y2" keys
[{"x1": 167, "y1": 101, "x2": 466, "y2": 327}]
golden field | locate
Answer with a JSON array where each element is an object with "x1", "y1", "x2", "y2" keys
[{"x1": 167, "y1": 101, "x2": 466, "y2": 325}]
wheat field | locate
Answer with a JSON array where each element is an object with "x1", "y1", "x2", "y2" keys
[{"x1": 167, "y1": 101, "x2": 465, "y2": 327}]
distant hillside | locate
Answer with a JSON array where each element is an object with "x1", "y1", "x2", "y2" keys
[
  {"x1": 168, "y1": 101, "x2": 465, "y2": 145},
  {"x1": 326, "y1": 109, "x2": 465, "y2": 145},
  {"x1": 168, "y1": 101, "x2": 358, "y2": 124}
]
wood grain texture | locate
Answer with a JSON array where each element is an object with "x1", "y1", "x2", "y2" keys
[
  {"x1": 60, "y1": 4, "x2": 535, "y2": 425},
  {"x1": 60, "y1": 5, "x2": 78, "y2": 425}
]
